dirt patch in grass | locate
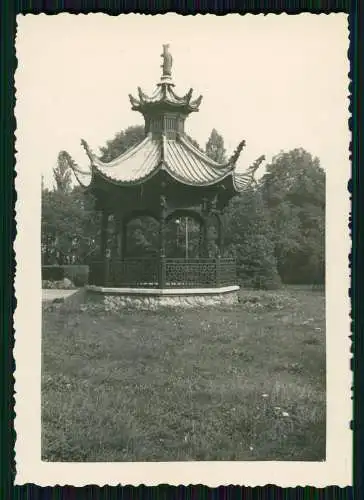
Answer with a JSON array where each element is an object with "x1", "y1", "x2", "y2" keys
[{"x1": 41, "y1": 288, "x2": 326, "y2": 461}]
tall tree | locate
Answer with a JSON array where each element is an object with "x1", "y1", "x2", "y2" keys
[
  {"x1": 53, "y1": 151, "x2": 72, "y2": 193},
  {"x1": 223, "y1": 187, "x2": 281, "y2": 289},
  {"x1": 260, "y1": 148, "x2": 325, "y2": 284},
  {"x1": 42, "y1": 147, "x2": 100, "y2": 265},
  {"x1": 42, "y1": 185, "x2": 99, "y2": 265},
  {"x1": 205, "y1": 129, "x2": 226, "y2": 163}
]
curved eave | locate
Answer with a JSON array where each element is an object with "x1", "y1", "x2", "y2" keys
[
  {"x1": 88, "y1": 158, "x2": 257, "y2": 193},
  {"x1": 68, "y1": 161, "x2": 92, "y2": 188},
  {"x1": 92, "y1": 162, "x2": 237, "y2": 189},
  {"x1": 129, "y1": 83, "x2": 202, "y2": 113},
  {"x1": 162, "y1": 162, "x2": 234, "y2": 188},
  {"x1": 74, "y1": 171, "x2": 92, "y2": 188},
  {"x1": 232, "y1": 172, "x2": 254, "y2": 193},
  {"x1": 214, "y1": 175, "x2": 251, "y2": 205},
  {"x1": 131, "y1": 101, "x2": 201, "y2": 114},
  {"x1": 178, "y1": 135, "x2": 234, "y2": 170},
  {"x1": 91, "y1": 159, "x2": 233, "y2": 188},
  {"x1": 92, "y1": 152, "x2": 233, "y2": 188},
  {"x1": 87, "y1": 136, "x2": 162, "y2": 186},
  {"x1": 90, "y1": 136, "x2": 154, "y2": 168},
  {"x1": 79, "y1": 135, "x2": 251, "y2": 190},
  {"x1": 90, "y1": 163, "x2": 162, "y2": 188},
  {"x1": 232, "y1": 154, "x2": 266, "y2": 193}
]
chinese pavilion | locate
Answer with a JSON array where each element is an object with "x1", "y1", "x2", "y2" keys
[{"x1": 70, "y1": 45, "x2": 264, "y2": 303}]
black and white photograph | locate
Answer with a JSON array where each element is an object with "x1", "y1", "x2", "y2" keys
[{"x1": 14, "y1": 13, "x2": 351, "y2": 486}]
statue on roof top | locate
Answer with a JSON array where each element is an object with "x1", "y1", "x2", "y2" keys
[{"x1": 161, "y1": 44, "x2": 173, "y2": 77}]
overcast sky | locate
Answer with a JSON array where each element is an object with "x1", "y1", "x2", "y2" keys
[{"x1": 16, "y1": 13, "x2": 349, "y2": 188}]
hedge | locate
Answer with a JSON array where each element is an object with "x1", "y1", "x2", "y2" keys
[
  {"x1": 42, "y1": 265, "x2": 89, "y2": 287},
  {"x1": 42, "y1": 265, "x2": 65, "y2": 281}
]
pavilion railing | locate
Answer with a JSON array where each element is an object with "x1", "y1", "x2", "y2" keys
[{"x1": 89, "y1": 257, "x2": 237, "y2": 289}]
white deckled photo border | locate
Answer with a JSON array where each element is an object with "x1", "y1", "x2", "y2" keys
[{"x1": 14, "y1": 12, "x2": 352, "y2": 487}]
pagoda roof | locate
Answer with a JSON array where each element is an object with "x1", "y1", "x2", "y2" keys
[
  {"x1": 68, "y1": 45, "x2": 266, "y2": 194},
  {"x1": 129, "y1": 44, "x2": 202, "y2": 115},
  {"x1": 129, "y1": 84, "x2": 202, "y2": 114},
  {"x1": 77, "y1": 134, "x2": 251, "y2": 190}
]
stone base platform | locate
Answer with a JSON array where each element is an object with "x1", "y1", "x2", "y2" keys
[
  {"x1": 42, "y1": 289, "x2": 79, "y2": 303},
  {"x1": 86, "y1": 285, "x2": 240, "y2": 309}
]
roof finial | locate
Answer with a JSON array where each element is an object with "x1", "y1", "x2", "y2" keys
[{"x1": 160, "y1": 44, "x2": 173, "y2": 82}]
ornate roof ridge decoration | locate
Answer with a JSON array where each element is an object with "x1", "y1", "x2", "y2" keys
[
  {"x1": 232, "y1": 154, "x2": 266, "y2": 192},
  {"x1": 189, "y1": 95, "x2": 203, "y2": 108},
  {"x1": 129, "y1": 44, "x2": 203, "y2": 114},
  {"x1": 247, "y1": 154, "x2": 266, "y2": 176},
  {"x1": 64, "y1": 146, "x2": 92, "y2": 188},
  {"x1": 59, "y1": 149, "x2": 90, "y2": 176},
  {"x1": 81, "y1": 139, "x2": 95, "y2": 162},
  {"x1": 228, "y1": 140, "x2": 246, "y2": 166},
  {"x1": 129, "y1": 85, "x2": 203, "y2": 112},
  {"x1": 69, "y1": 45, "x2": 265, "y2": 196}
]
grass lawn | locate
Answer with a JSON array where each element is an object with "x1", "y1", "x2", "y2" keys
[{"x1": 41, "y1": 287, "x2": 326, "y2": 462}]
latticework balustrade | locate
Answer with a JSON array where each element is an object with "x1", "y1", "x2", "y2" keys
[{"x1": 89, "y1": 257, "x2": 237, "y2": 289}]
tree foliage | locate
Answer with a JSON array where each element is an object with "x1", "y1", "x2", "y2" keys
[
  {"x1": 42, "y1": 126, "x2": 325, "y2": 287},
  {"x1": 260, "y1": 148, "x2": 325, "y2": 284},
  {"x1": 53, "y1": 151, "x2": 72, "y2": 193},
  {"x1": 205, "y1": 129, "x2": 226, "y2": 163},
  {"x1": 224, "y1": 188, "x2": 282, "y2": 289},
  {"x1": 42, "y1": 163, "x2": 99, "y2": 264},
  {"x1": 99, "y1": 125, "x2": 145, "y2": 162}
]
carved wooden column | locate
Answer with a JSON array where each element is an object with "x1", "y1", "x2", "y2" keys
[
  {"x1": 121, "y1": 220, "x2": 128, "y2": 259},
  {"x1": 100, "y1": 210, "x2": 110, "y2": 285},
  {"x1": 202, "y1": 217, "x2": 209, "y2": 258},
  {"x1": 110, "y1": 216, "x2": 117, "y2": 260},
  {"x1": 158, "y1": 194, "x2": 167, "y2": 288},
  {"x1": 215, "y1": 212, "x2": 224, "y2": 256},
  {"x1": 113, "y1": 214, "x2": 122, "y2": 259},
  {"x1": 200, "y1": 198, "x2": 210, "y2": 258},
  {"x1": 109, "y1": 214, "x2": 122, "y2": 286}
]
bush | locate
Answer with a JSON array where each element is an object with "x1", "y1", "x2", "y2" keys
[
  {"x1": 239, "y1": 273, "x2": 282, "y2": 291},
  {"x1": 42, "y1": 266, "x2": 65, "y2": 281},
  {"x1": 42, "y1": 278, "x2": 76, "y2": 290}
]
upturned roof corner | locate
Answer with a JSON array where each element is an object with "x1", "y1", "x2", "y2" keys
[
  {"x1": 75, "y1": 46, "x2": 263, "y2": 198},
  {"x1": 81, "y1": 139, "x2": 95, "y2": 162},
  {"x1": 228, "y1": 140, "x2": 246, "y2": 167}
]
